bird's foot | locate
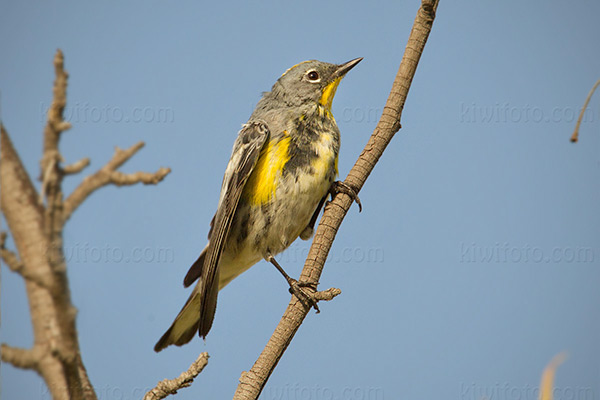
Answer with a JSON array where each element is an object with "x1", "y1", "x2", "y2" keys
[
  {"x1": 288, "y1": 278, "x2": 320, "y2": 313},
  {"x1": 329, "y1": 181, "x2": 362, "y2": 212}
]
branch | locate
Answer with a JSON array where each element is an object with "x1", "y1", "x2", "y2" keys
[
  {"x1": 0, "y1": 232, "x2": 23, "y2": 273},
  {"x1": 313, "y1": 287, "x2": 342, "y2": 301},
  {"x1": 2, "y1": 51, "x2": 97, "y2": 400},
  {"x1": 109, "y1": 169, "x2": 172, "y2": 186},
  {"x1": 63, "y1": 157, "x2": 91, "y2": 175},
  {"x1": 40, "y1": 49, "x2": 70, "y2": 202},
  {"x1": 0, "y1": 231, "x2": 49, "y2": 287},
  {"x1": 0, "y1": 344, "x2": 42, "y2": 371},
  {"x1": 3, "y1": 48, "x2": 171, "y2": 400},
  {"x1": 63, "y1": 142, "x2": 171, "y2": 221},
  {"x1": 233, "y1": 1, "x2": 440, "y2": 398},
  {"x1": 143, "y1": 353, "x2": 209, "y2": 400},
  {"x1": 42, "y1": 49, "x2": 71, "y2": 149},
  {"x1": 540, "y1": 352, "x2": 568, "y2": 400},
  {"x1": 0, "y1": 125, "x2": 53, "y2": 289},
  {"x1": 570, "y1": 78, "x2": 600, "y2": 143}
]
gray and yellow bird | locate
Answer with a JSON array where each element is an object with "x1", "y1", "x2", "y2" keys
[{"x1": 154, "y1": 58, "x2": 362, "y2": 352}]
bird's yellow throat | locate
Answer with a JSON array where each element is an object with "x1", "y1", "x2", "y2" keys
[{"x1": 319, "y1": 77, "x2": 343, "y2": 111}]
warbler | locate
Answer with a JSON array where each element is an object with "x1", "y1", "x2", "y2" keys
[{"x1": 154, "y1": 58, "x2": 362, "y2": 352}]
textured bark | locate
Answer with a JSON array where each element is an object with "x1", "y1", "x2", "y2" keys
[
  {"x1": 143, "y1": 353, "x2": 209, "y2": 400},
  {"x1": 1, "y1": 50, "x2": 170, "y2": 400},
  {"x1": 233, "y1": 1, "x2": 440, "y2": 399}
]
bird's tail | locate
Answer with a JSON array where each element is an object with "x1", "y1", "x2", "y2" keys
[
  {"x1": 154, "y1": 250, "x2": 219, "y2": 352},
  {"x1": 154, "y1": 284, "x2": 202, "y2": 352}
]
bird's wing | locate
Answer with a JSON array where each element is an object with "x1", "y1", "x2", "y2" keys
[{"x1": 196, "y1": 121, "x2": 269, "y2": 337}]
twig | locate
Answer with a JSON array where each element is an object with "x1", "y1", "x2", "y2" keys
[
  {"x1": 143, "y1": 353, "x2": 209, "y2": 400},
  {"x1": 0, "y1": 232, "x2": 23, "y2": 273},
  {"x1": 312, "y1": 287, "x2": 342, "y2": 301},
  {"x1": 570, "y1": 78, "x2": 600, "y2": 143},
  {"x1": 63, "y1": 142, "x2": 171, "y2": 221},
  {"x1": 0, "y1": 231, "x2": 49, "y2": 287},
  {"x1": 0, "y1": 344, "x2": 42, "y2": 371},
  {"x1": 63, "y1": 157, "x2": 91, "y2": 175},
  {"x1": 540, "y1": 352, "x2": 568, "y2": 400},
  {"x1": 233, "y1": 1, "x2": 440, "y2": 398},
  {"x1": 40, "y1": 49, "x2": 70, "y2": 200},
  {"x1": 108, "y1": 169, "x2": 172, "y2": 186},
  {"x1": 43, "y1": 50, "x2": 71, "y2": 139}
]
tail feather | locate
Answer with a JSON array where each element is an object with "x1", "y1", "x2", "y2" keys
[
  {"x1": 154, "y1": 271, "x2": 220, "y2": 352},
  {"x1": 198, "y1": 274, "x2": 218, "y2": 338},
  {"x1": 154, "y1": 283, "x2": 203, "y2": 352},
  {"x1": 183, "y1": 248, "x2": 206, "y2": 288}
]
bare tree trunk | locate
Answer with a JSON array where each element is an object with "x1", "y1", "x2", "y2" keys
[
  {"x1": 0, "y1": 50, "x2": 170, "y2": 400},
  {"x1": 233, "y1": 1, "x2": 440, "y2": 398}
]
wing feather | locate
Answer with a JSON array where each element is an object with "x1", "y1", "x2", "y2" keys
[{"x1": 197, "y1": 121, "x2": 269, "y2": 337}]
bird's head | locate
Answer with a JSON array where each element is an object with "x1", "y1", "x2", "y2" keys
[{"x1": 270, "y1": 58, "x2": 362, "y2": 111}]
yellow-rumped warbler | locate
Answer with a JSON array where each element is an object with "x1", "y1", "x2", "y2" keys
[{"x1": 154, "y1": 58, "x2": 362, "y2": 352}]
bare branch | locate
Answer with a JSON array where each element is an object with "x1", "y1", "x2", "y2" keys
[
  {"x1": 540, "y1": 352, "x2": 568, "y2": 400},
  {"x1": 63, "y1": 142, "x2": 171, "y2": 221},
  {"x1": 233, "y1": 1, "x2": 440, "y2": 398},
  {"x1": 312, "y1": 287, "x2": 341, "y2": 302},
  {"x1": 107, "y1": 142, "x2": 145, "y2": 169},
  {"x1": 0, "y1": 231, "x2": 50, "y2": 287},
  {"x1": 108, "y1": 168, "x2": 171, "y2": 186},
  {"x1": 570, "y1": 78, "x2": 600, "y2": 143},
  {"x1": 143, "y1": 353, "x2": 209, "y2": 400},
  {"x1": 63, "y1": 157, "x2": 91, "y2": 175},
  {"x1": 0, "y1": 344, "x2": 42, "y2": 371},
  {"x1": 42, "y1": 49, "x2": 71, "y2": 159},
  {"x1": 0, "y1": 231, "x2": 23, "y2": 273},
  {"x1": 2, "y1": 52, "x2": 95, "y2": 399},
  {"x1": 4, "y1": 47, "x2": 171, "y2": 400},
  {"x1": 40, "y1": 49, "x2": 70, "y2": 203},
  {"x1": 0, "y1": 125, "x2": 53, "y2": 289}
]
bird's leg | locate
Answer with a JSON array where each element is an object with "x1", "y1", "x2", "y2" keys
[
  {"x1": 329, "y1": 181, "x2": 362, "y2": 212},
  {"x1": 266, "y1": 253, "x2": 320, "y2": 313}
]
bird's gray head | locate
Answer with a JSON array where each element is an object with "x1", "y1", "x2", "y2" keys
[{"x1": 264, "y1": 58, "x2": 362, "y2": 112}]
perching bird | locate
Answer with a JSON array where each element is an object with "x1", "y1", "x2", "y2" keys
[{"x1": 154, "y1": 58, "x2": 362, "y2": 352}]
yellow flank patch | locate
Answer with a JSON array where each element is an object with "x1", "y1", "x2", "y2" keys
[
  {"x1": 319, "y1": 77, "x2": 342, "y2": 111},
  {"x1": 244, "y1": 136, "x2": 291, "y2": 205}
]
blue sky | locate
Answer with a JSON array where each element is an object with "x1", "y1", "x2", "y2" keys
[{"x1": 1, "y1": 1, "x2": 599, "y2": 399}]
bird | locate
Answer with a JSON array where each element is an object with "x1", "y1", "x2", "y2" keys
[{"x1": 154, "y1": 58, "x2": 362, "y2": 352}]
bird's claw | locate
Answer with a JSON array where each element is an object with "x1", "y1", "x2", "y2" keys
[
  {"x1": 288, "y1": 279, "x2": 320, "y2": 313},
  {"x1": 329, "y1": 181, "x2": 362, "y2": 212}
]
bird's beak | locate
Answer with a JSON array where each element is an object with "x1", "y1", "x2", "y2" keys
[
  {"x1": 334, "y1": 57, "x2": 363, "y2": 78},
  {"x1": 319, "y1": 58, "x2": 363, "y2": 110}
]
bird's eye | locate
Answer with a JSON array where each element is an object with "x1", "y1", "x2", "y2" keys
[{"x1": 306, "y1": 70, "x2": 319, "y2": 81}]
